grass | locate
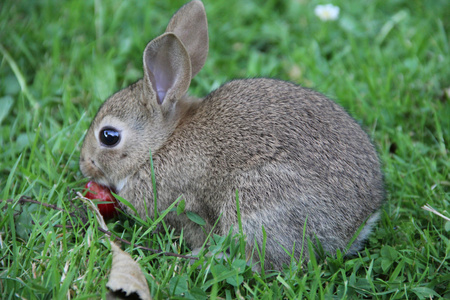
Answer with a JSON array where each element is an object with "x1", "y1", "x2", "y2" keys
[{"x1": 1, "y1": 0, "x2": 449, "y2": 298}]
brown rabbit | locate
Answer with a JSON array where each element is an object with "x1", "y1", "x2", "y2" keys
[{"x1": 80, "y1": 0, "x2": 384, "y2": 270}]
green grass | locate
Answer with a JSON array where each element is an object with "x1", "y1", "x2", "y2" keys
[{"x1": 1, "y1": 0, "x2": 449, "y2": 298}]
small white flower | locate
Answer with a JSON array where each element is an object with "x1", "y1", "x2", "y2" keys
[{"x1": 314, "y1": 4, "x2": 340, "y2": 21}]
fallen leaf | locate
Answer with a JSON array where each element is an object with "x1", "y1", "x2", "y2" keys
[{"x1": 106, "y1": 242, "x2": 152, "y2": 300}]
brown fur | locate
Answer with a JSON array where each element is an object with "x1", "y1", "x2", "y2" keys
[{"x1": 80, "y1": 0, "x2": 384, "y2": 271}]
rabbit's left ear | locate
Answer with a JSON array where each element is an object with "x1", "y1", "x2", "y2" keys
[
  {"x1": 165, "y1": 0, "x2": 209, "y2": 78},
  {"x1": 143, "y1": 33, "x2": 191, "y2": 107}
]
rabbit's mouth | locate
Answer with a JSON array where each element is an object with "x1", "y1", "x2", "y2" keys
[{"x1": 80, "y1": 157, "x2": 127, "y2": 193}]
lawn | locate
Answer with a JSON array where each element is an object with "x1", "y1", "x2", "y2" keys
[{"x1": 1, "y1": 0, "x2": 449, "y2": 299}]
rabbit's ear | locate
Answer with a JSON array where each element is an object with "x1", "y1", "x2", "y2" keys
[
  {"x1": 165, "y1": 0, "x2": 208, "y2": 78},
  {"x1": 143, "y1": 33, "x2": 191, "y2": 106}
]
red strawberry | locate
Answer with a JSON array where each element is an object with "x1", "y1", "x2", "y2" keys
[{"x1": 84, "y1": 181, "x2": 119, "y2": 220}]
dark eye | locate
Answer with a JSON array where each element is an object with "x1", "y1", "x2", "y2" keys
[{"x1": 99, "y1": 127, "x2": 121, "y2": 147}]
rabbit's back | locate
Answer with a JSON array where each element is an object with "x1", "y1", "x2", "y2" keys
[{"x1": 166, "y1": 78, "x2": 381, "y2": 181}]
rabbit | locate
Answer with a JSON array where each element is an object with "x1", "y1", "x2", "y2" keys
[{"x1": 80, "y1": 0, "x2": 384, "y2": 271}]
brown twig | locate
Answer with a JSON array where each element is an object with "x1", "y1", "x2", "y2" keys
[
  {"x1": 2, "y1": 196, "x2": 198, "y2": 261},
  {"x1": 3, "y1": 196, "x2": 63, "y2": 211},
  {"x1": 3, "y1": 196, "x2": 80, "y2": 219}
]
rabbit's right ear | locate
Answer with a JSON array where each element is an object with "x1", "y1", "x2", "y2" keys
[
  {"x1": 143, "y1": 33, "x2": 191, "y2": 108},
  {"x1": 142, "y1": 1, "x2": 208, "y2": 110},
  {"x1": 165, "y1": 0, "x2": 208, "y2": 78}
]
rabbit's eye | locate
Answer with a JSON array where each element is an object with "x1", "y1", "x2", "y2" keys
[{"x1": 99, "y1": 127, "x2": 121, "y2": 147}]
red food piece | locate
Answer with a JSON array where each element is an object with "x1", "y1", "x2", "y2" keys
[{"x1": 84, "y1": 181, "x2": 119, "y2": 220}]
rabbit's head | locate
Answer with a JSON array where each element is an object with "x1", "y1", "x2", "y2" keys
[{"x1": 80, "y1": 0, "x2": 208, "y2": 192}]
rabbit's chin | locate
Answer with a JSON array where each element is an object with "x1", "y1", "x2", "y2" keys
[{"x1": 114, "y1": 177, "x2": 128, "y2": 193}]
